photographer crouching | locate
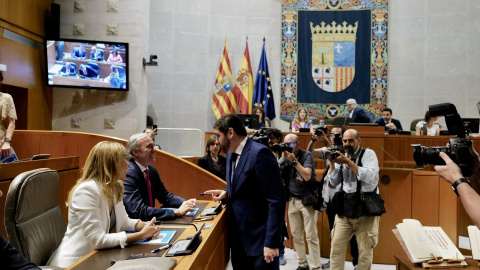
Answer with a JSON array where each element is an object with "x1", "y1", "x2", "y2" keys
[{"x1": 278, "y1": 134, "x2": 321, "y2": 270}]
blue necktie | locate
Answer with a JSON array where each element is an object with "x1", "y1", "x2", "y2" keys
[{"x1": 230, "y1": 153, "x2": 238, "y2": 186}]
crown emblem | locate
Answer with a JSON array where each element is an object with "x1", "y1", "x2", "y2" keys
[{"x1": 310, "y1": 21, "x2": 358, "y2": 42}]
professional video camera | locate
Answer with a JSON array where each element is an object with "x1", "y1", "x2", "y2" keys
[
  {"x1": 411, "y1": 103, "x2": 475, "y2": 177},
  {"x1": 249, "y1": 128, "x2": 269, "y2": 147},
  {"x1": 272, "y1": 143, "x2": 293, "y2": 156},
  {"x1": 324, "y1": 132, "x2": 345, "y2": 160}
]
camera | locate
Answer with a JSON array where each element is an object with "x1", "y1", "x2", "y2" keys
[
  {"x1": 314, "y1": 120, "x2": 329, "y2": 136},
  {"x1": 411, "y1": 103, "x2": 475, "y2": 177},
  {"x1": 249, "y1": 128, "x2": 269, "y2": 147},
  {"x1": 272, "y1": 143, "x2": 293, "y2": 156},
  {"x1": 324, "y1": 132, "x2": 345, "y2": 160}
]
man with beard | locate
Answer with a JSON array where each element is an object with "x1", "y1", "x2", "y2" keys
[
  {"x1": 327, "y1": 129, "x2": 380, "y2": 270},
  {"x1": 204, "y1": 114, "x2": 286, "y2": 270},
  {"x1": 123, "y1": 133, "x2": 196, "y2": 220},
  {"x1": 307, "y1": 126, "x2": 359, "y2": 270}
]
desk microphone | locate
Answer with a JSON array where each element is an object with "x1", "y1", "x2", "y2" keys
[{"x1": 379, "y1": 147, "x2": 403, "y2": 168}]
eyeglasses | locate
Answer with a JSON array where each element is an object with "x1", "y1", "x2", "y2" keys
[{"x1": 288, "y1": 142, "x2": 297, "y2": 147}]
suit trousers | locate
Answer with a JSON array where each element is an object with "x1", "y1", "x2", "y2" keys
[
  {"x1": 288, "y1": 197, "x2": 321, "y2": 270},
  {"x1": 330, "y1": 215, "x2": 380, "y2": 270}
]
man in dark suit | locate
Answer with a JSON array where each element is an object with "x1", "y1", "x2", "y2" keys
[
  {"x1": 73, "y1": 44, "x2": 86, "y2": 59},
  {"x1": 375, "y1": 107, "x2": 403, "y2": 132},
  {"x1": 78, "y1": 64, "x2": 98, "y2": 78},
  {"x1": 90, "y1": 46, "x2": 104, "y2": 61},
  {"x1": 57, "y1": 62, "x2": 76, "y2": 75},
  {"x1": 346, "y1": 98, "x2": 371, "y2": 123},
  {"x1": 204, "y1": 114, "x2": 286, "y2": 270},
  {"x1": 123, "y1": 133, "x2": 196, "y2": 221}
]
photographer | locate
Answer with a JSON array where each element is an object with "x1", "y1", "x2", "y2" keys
[
  {"x1": 279, "y1": 134, "x2": 321, "y2": 270},
  {"x1": 435, "y1": 148, "x2": 480, "y2": 227},
  {"x1": 328, "y1": 129, "x2": 380, "y2": 270},
  {"x1": 307, "y1": 126, "x2": 359, "y2": 270}
]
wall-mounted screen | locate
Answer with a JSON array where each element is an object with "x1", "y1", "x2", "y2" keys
[{"x1": 45, "y1": 38, "x2": 128, "y2": 91}]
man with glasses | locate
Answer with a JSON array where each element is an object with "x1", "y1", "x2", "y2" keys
[
  {"x1": 308, "y1": 126, "x2": 358, "y2": 270},
  {"x1": 280, "y1": 134, "x2": 320, "y2": 270},
  {"x1": 346, "y1": 98, "x2": 370, "y2": 123}
]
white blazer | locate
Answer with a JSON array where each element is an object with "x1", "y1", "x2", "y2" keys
[{"x1": 48, "y1": 180, "x2": 139, "y2": 268}]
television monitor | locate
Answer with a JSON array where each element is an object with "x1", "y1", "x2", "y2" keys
[
  {"x1": 237, "y1": 114, "x2": 260, "y2": 129},
  {"x1": 44, "y1": 38, "x2": 128, "y2": 91},
  {"x1": 462, "y1": 118, "x2": 480, "y2": 134}
]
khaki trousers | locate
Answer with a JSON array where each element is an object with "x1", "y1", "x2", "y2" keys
[
  {"x1": 330, "y1": 215, "x2": 380, "y2": 270},
  {"x1": 288, "y1": 197, "x2": 321, "y2": 270}
]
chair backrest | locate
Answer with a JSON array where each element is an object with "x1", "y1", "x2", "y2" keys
[
  {"x1": 4, "y1": 168, "x2": 67, "y2": 266},
  {"x1": 332, "y1": 117, "x2": 353, "y2": 126},
  {"x1": 86, "y1": 62, "x2": 100, "y2": 76},
  {"x1": 116, "y1": 66, "x2": 125, "y2": 79},
  {"x1": 410, "y1": 118, "x2": 423, "y2": 131}
]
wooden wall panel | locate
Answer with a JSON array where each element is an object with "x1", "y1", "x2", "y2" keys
[{"x1": 0, "y1": 0, "x2": 54, "y2": 131}]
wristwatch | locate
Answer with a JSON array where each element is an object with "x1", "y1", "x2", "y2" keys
[
  {"x1": 292, "y1": 159, "x2": 297, "y2": 167},
  {"x1": 1, "y1": 136, "x2": 11, "y2": 143},
  {"x1": 451, "y1": 178, "x2": 471, "y2": 197}
]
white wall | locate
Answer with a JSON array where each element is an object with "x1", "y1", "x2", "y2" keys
[{"x1": 52, "y1": 0, "x2": 480, "y2": 156}]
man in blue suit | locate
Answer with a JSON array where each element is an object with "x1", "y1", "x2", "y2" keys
[
  {"x1": 123, "y1": 133, "x2": 196, "y2": 221},
  {"x1": 375, "y1": 107, "x2": 403, "y2": 132},
  {"x1": 204, "y1": 114, "x2": 286, "y2": 270},
  {"x1": 347, "y1": 98, "x2": 371, "y2": 123}
]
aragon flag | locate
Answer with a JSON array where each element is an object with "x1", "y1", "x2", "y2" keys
[
  {"x1": 212, "y1": 39, "x2": 236, "y2": 119},
  {"x1": 232, "y1": 40, "x2": 254, "y2": 114}
]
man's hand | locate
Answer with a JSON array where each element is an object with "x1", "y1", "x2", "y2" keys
[
  {"x1": 283, "y1": 150, "x2": 295, "y2": 162},
  {"x1": 264, "y1": 247, "x2": 279, "y2": 263},
  {"x1": 203, "y1": 190, "x2": 227, "y2": 202},
  {"x1": 331, "y1": 151, "x2": 349, "y2": 164},
  {"x1": 434, "y1": 152, "x2": 464, "y2": 184},
  {"x1": 386, "y1": 122, "x2": 397, "y2": 129},
  {"x1": 178, "y1": 199, "x2": 196, "y2": 216}
]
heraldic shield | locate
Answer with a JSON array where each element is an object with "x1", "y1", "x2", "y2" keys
[{"x1": 311, "y1": 21, "x2": 358, "y2": 92}]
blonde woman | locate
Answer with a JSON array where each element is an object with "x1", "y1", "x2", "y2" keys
[
  {"x1": 48, "y1": 141, "x2": 160, "y2": 268},
  {"x1": 291, "y1": 107, "x2": 313, "y2": 133}
]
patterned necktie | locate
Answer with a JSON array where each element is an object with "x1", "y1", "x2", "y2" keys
[{"x1": 145, "y1": 168, "x2": 153, "y2": 207}]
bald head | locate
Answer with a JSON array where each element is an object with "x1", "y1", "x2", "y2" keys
[{"x1": 342, "y1": 129, "x2": 361, "y2": 155}]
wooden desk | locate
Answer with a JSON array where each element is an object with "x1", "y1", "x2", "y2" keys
[
  {"x1": 66, "y1": 201, "x2": 228, "y2": 270},
  {"x1": 52, "y1": 75, "x2": 111, "y2": 88},
  {"x1": 394, "y1": 254, "x2": 479, "y2": 269},
  {"x1": 62, "y1": 58, "x2": 126, "y2": 79}
]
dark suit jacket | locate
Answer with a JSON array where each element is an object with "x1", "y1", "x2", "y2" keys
[
  {"x1": 59, "y1": 65, "x2": 76, "y2": 75},
  {"x1": 226, "y1": 139, "x2": 286, "y2": 256},
  {"x1": 90, "y1": 50, "x2": 104, "y2": 61},
  {"x1": 123, "y1": 160, "x2": 185, "y2": 221},
  {"x1": 198, "y1": 154, "x2": 226, "y2": 180},
  {"x1": 375, "y1": 118, "x2": 403, "y2": 131},
  {"x1": 73, "y1": 48, "x2": 86, "y2": 59},
  {"x1": 79, "y1": 65, "x2": 98, "y2": 78},
  {"x1": 351, "y1": 107, "x2": 371, "y2": 123}
]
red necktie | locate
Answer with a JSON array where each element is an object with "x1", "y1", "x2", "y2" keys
[{"x1": 145, "y1": 169, "x2": 153, "y2": 207}]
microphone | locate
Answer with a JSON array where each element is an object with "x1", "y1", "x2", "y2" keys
[{"x1": 379, "y1": 147, "x2": 403, "y2": 168}]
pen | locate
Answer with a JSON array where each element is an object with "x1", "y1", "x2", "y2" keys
[
  {"x1": 200, "y1": 193, "x2": 212, "y2": 196},
  {"x1": 151, "y1": 244, "x2": 172, "y2": 253}
]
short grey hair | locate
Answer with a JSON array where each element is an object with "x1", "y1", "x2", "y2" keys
[
  {"x1": 126, "y1": 133, "x2": 149, "y2": 160},
  {"x1": 346, "y1": 98, "x2": 357, "y2": 105}
]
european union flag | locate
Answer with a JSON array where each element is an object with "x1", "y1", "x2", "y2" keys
[{"x1": 253, "y1": 42, "x2": 276, "y2": 120}]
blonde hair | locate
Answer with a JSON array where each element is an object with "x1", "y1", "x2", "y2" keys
[
  {"x1": 293, "y1": 107, "x2": 310, "y2": 123},
  {"x1": 67, "y1": 141, "x2": 126, "y2": 206}
]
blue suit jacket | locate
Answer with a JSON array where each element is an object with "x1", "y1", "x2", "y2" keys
[
  {"x1": 375, "y1": 118, "x2": 403, "y2": 131},
  {"x1": 226, "y1": 139, "x2": 286, "y2": 256},
  {"x1": 351, "y1": 107, "x2": 371, "y2": 123},
  {"x1": 123, "y1": 160, "x2": 185, "y2": 221}
]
